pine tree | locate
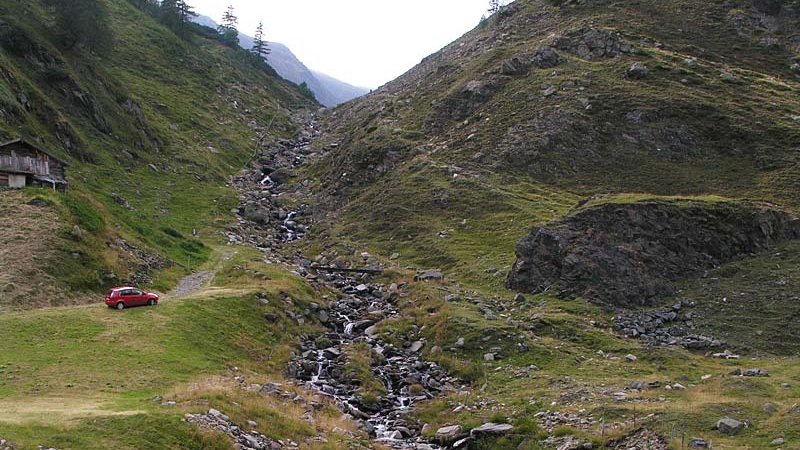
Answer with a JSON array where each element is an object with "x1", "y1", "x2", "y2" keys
[
  {"x1": 159, "y1": 0, "x2": 179, "y2": 29},
  {"x1": 176, "y1": 0, "x2": 196, "y2": 24},
  {"x1": 217, "y1": 5, "x2": 239, "y2": 47},
  {"x1": 251, "y1": 21, "x2": 271, "y2": 61},
  {"x1": 488, "y1": 0, "x2": 501, "y2": 14}
]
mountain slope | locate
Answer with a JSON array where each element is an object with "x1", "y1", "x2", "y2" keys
[
  {"x1": 287, "y1": 1, "x2": 800, "y2": 447},
  {"x1": 0, "y1": 0, "x2": 315, "y2": 309},
  {"x1": 309, "y1": 0, "x2": 800, "y2": 289},
  {"x1": 194, "y1": 15, "x2": 369, "y2": 107}
]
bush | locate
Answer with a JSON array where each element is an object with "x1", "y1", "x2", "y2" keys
[{"x1": 42, "y1": 0, "x2": 113, "y2": 54}]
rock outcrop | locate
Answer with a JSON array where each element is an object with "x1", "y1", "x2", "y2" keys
[{"x1": 507, "y1": 198, "x2": 800, "y2": 306}]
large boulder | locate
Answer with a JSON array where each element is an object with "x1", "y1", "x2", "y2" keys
[
  {"x1": 241, "y1": 204, "x2": 271, "y2": 225},
  {"x1": 471, "y1": 423, "x2": 514, "y2": 436},
  {"x1": 717, "y1": 417, "x2": 745, "y2": 435},
  {"x1": 626, "y1": 62, "x2": 650, "y2": 79},
  {"x1": 436, "y1": 425, "x2": 463, "y2": 445},
  {"x1": 507, "y1": 198, "x2": 800, "y2": 306}
]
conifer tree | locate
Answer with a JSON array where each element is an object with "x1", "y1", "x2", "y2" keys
[
  {"x1": 176, "y1": 0, "x2": 196, "y2": 24},
  {"x1": 217, "y1": 5, "x2": 239, "y2": 47},
  {"x1": 251, "y1": 21, "x2": 271, "y2": 61},
  {"x1": 159, "y1": 0, "x2": 179, "y2": 29}
]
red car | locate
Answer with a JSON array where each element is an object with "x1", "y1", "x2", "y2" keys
[{"x1": 105, "y1": 287, "x2": 159, "y2": 310}]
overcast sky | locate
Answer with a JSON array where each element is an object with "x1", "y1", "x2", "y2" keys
[{"x1": 188, "y1": 0, "x2": 493, "y2": 88}]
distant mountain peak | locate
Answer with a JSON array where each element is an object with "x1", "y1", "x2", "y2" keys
[{"x1": 193, "y1": 15, "x2": 368, "y2": 107}]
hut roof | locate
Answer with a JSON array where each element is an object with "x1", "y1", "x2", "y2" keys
[{"x1": 0, "y1": 139, "x2": 70, "y2": 166}]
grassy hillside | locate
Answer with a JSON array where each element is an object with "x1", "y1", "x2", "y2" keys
[
  {"x1": 283, "y1": 1, "x2": 800, "y2": 448},
  {"x1": 307, "y1": 0, "x2": 800, "y2": 290},
  {"x1": 0, "y1": 247, "x2": 368, "y2": 450},
  {"x1": 0, "y1": 0, "x2": 315, "y2": 308}
]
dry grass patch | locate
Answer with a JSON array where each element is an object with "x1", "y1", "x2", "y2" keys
[{"x1": 0, "y1": 396, "x2": 144, "y2": 426}]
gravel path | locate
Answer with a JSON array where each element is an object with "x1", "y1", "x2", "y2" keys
[{"x1": 167, "y1": 271, "x2": 214, "y2": 299}]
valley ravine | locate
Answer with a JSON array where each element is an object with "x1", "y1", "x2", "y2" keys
[{"x1": 232, "y1": 116, "x2": 463, "y2": 449}]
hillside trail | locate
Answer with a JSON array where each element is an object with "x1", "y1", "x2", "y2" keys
[
  {"x1": 167, "y1": 270, "x2": 214, "y2": 299},
  {"x1": 229, "y1": 114, "x2": 459, "y2": 449},
  {"x1": 164, "y1": 248, "x2": 236, "y2": 300}
]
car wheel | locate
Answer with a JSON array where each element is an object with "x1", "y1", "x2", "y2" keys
[
  {"x1": 116, "y1": 302, "x2": 125, "y2": 310},
  {"x1": 148, "y1": 299, "x2": 156, "y2": 306}
]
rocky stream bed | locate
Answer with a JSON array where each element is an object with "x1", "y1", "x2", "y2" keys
[{"x1": 224, "y1": 115, "x2": 490, "y2": 449}]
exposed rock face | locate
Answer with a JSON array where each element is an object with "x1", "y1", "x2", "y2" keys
[
  {"x1": 507, "y1": 199, "x2": 800, "y2": 306},
  {"x1": 554, "y1": 27, "x2": 634, "y2": 59}
]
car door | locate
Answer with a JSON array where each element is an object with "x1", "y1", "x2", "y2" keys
[
  {"x1": 131, "y1": 289, "x2": 146, "y2": 306},
  {"x1": 117, "y1": 289, "x2": 129, "y2": 306},
  {"x1": 120, "y1": 289, "x2": 135, "y2": 306}
]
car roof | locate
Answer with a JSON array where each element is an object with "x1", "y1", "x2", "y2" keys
[{"x1": 110, "y1": 286, "x2": 138, "y2": 291}]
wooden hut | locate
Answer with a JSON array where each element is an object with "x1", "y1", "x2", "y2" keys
[{"x1": 0, "y1": 139, "x2": 69, "y2": 190}]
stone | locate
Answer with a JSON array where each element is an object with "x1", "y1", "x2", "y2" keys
[
  {"x1": 543, "y1": 86, "x2": 558, "y2": 97},
  {"x1": 629, "y1": 381, "x2": 645, "y2": 390},
  {"x1": 317, "y1": 310, "x2": 329, "y2": 323},
  {"x1": 416, "y1": 270, "x2": 444, "y2": 281},
  {"x1": 471, "y1": 422, "x2": 513, "y2": 436},
  {"x1": 484, "y1": 353, "x2": 496, "y2": 362},
  {"x1": 625, "y1": 354, "x2": 638, "y2": 362},
  {"x1": 455, "y1": 337, "x2": 465, "y2": 347},
  {"x1": 514, "y1": 293, "x2": 526, "y2": 303},
  {"x1": 436, "y1": 425, "x2": 462, "y2": 444},
  {"x1": 445, "y1": 293, "x2": 462, "y2": 302},
  {"x1": 771, "y1": 437, "x2": 785, "y2": 446},
  {"x1": 70, "y1": 225, "x2": 83, "y2": 241},
  {"x1": 626, "y1": 62, "x2": 650, "y2": 79},
  {"x1": 409, "y1": 341, "x2": 425, "y2": 353},
  {"x1": 689, "y1": 437, "x2": 708, "y2": 448},
  {"x1": 743, "y1": 368, "x2": 769, "y2": 377},
  {"x1": 532, "y1": 46, "x2": 562, "y2": 68},
  {"x1": 386, "y1": 430, "x2": 403, "y2": 440},
  {"x1": 500, "y1": 57, "x2": 530, "y2": 76},
  {"x1": 268, "y1": 168, "x2": 293, "y2": 185},
  {"x1": 763, "y1": 402, "x2": 777, "y2": 414},
  {"x1": 716, "y1": 417, "x2": 744, "y2": 435},
  {"x1": 720, "y1": 72, "x2": 737, "y2": 83},
  {"x1": 242, "y1": 205, "x2": 271, "y2": 225}
]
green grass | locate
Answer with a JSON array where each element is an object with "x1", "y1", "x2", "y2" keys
[
  {"x1": 675, "y1": 239, "x2": 800, "y2": 356},
  {"x1": 0, "y1": 247, "x2": 367, "y2": 449},
  {"x1": 342, "y1": 343, "x2": 389, "y2": 409}
]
